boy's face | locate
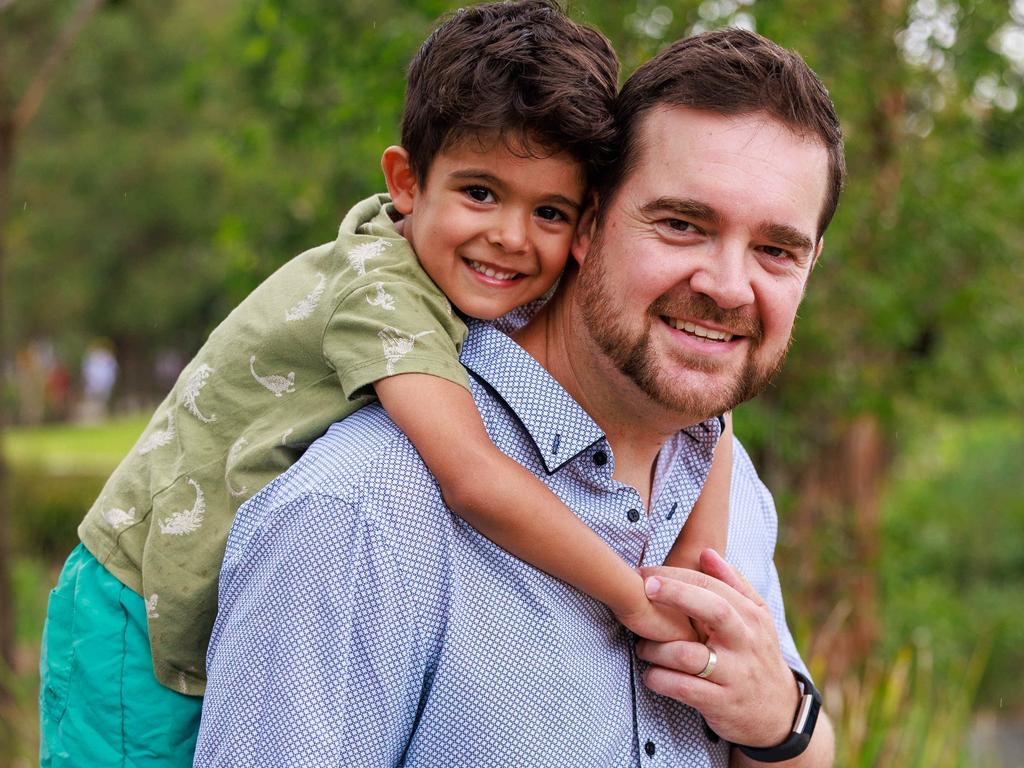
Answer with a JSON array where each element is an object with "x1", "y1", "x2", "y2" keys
[{"x1": 399, "y1": 138, "x2": 586, "y2": 320}]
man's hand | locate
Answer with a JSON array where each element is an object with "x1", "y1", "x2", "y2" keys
[
  {"x1": 615, "y1": 597, "x2": 700, "y2": 644},
  {"x1": 634, "y1": 549, "x2": 800, "y2": 750}
]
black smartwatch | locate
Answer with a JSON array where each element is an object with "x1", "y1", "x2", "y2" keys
[{"x1": 735, "y1": 668, "x2": 821, "y2": 763}]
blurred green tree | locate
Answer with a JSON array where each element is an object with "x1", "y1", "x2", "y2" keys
[{"x1": 1, "y1": 0, "x2": 106, "y2": 703}]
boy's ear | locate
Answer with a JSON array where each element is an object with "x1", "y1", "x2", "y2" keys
[
  {"x1": 570, "y1": 191, "x2": 600, "y2": 266},
  {"x1": 381, "y1": 146, "x2": 418, "y2": 215}
]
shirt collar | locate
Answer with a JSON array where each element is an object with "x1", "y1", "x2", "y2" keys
[
  {"x1": 461, "y1": 321, "x2": 723, "y2": 474},
  {"x1": 461, "y1": 321, "x2": 604, "y2": 474}
]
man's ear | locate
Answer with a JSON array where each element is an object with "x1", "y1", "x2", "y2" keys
[
  {"x1": 571, "y1": 191, "x2": 600, "y2": 266},
  {"x1": 381, "y1": 146, "x2": 417, "y2": 215},
  {"x1": 810, "y1": 237, "x2": 825, "y2": 271}
]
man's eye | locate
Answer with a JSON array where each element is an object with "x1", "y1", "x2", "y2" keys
[
  {"x1": 666, "y1": 219, "x2": 697, "y2": 233},
  {"x1": 536, "y1": 206, "x2": 567, "y2": 222},
  {"x1": 465, "y1": 186, "x2": 494, "y2": 203},
  {"x1": 761, "y1": 245, "x2": 790, "y2": 260}
]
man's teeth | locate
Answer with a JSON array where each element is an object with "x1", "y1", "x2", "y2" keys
[
  {"x1": 468, "y1": 260, "x2": 518, "y2": 281},
  {"x1": 666, "y1": 318, "x2": 734, "y2": 342}
]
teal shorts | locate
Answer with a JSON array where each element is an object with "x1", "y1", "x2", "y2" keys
[{"x1": 39, "y1": 543, "x2": 203, "y2": 767}]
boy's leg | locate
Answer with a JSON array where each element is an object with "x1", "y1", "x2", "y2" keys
[{"x1": 39, "y1": 543, "x2": 202, "y2": 767}]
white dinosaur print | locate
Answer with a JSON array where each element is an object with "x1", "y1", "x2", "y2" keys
[
  {"x1": 181, "y1": 364, "x2": 217, "y2": 424},
  {"x1": 225, "y1": 436, "x2": 249, "y2": 498},
  {"x1": 378, "y1": 326, "x2": 436, "y2": 376},
  {"x1": 249, "y1": 355, "x2": 296, "y2": 397},
  {"x1": 137, "y1": 411, "x2": 175, "y2": 455},
  {"x1": 158, "y1": 478, "x2": 206, "y2": 535},
  {"x1": 285, "y1": 272, "x2": 326, "y2": 321},
  {"x1": 281, "y1": 427, "x2": 294, "y2": 446},
  {"x1": 103, "y1": 506, "x2": 137, "y2": 530},
  {"x1": 366, "y1": 282, "x2": 396, "y2": 311},
  {"x1": 347, "y1": 238, "x2": 391, "y2": 276},
  {"x1": 146, "y1": 594, "x2": 160, "y2": 619}
]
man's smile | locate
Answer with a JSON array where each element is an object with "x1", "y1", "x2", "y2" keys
[{"x1": 662, "y1": 317, "x2": 736, "y2": 342}]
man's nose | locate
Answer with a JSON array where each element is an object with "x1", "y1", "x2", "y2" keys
[
  {"x1": 687, "y1": 241, "x2": 755, "y2": 309},
  {"x1": 487, "y1": 210, "x2": 529, "y2": 253}
]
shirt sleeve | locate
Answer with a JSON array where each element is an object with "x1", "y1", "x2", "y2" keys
[
  {"x1": 194, "y1": 492, "x2": 427, "y2": 767},
  {"x1": 731, "y1": 437, "x2": 810, "y2": 679},
  {"x1": 323, "y1": 271, "x2": 470, "y2": 403}
]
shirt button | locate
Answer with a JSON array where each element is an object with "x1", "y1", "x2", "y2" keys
[
  {"x1": 627, "y1": 508, "x2": 641, "y2": 523},
  {"x1": 645, "y1": 740, "x2": 656, "y2": 757},
  {"x1": 593, "y1": 450, "x2": 608, "y2": 466}
]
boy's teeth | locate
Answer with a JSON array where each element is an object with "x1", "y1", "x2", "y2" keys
[
  {"x1": 469, "y1": 259, "x2": 518, "y2": 281},
  {"x1": 667, "y1": 318, "x2": 734, "y2": 342}
]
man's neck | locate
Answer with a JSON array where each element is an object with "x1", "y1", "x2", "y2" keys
[{"x1": 514, "y1": 285, "x2": 704, "y2": 508}]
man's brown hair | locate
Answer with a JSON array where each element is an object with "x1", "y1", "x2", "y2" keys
[
  {"x1": 401, "y1": 0, "x2": 619, "y2": 187},
  {"x1": 602, "y1": 28, "x2": 845, "y2": 239}
]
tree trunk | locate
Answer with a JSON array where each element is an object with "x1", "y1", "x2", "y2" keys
[{"x1": 794, "y1": 415, "x2": 888, "y2": 682}]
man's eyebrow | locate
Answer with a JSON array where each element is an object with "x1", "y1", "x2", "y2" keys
[
  {"x1": 758, "y1": 222, "x2": 815, "y2": 255},
  {"x1": 640, "y1": 197, "x2": 721, "y2": 226},
  {"x1": 448, "y1": 169, "x2": 582, "y2": 211}
]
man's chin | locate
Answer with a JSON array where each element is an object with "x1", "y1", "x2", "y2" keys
[{"x1": 643, "y1": 355, "x2": 782, "y2": 419}]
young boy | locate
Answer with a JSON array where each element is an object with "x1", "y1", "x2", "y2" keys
[{"x1": 40, "y1": 2, "x2": 731, "y2": 765}]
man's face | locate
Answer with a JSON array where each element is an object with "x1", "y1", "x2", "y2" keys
[{"x1": 574, "y1": 106, "x2": 828, "y2": 419}]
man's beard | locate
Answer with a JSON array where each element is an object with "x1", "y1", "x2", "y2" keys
[{"x1": 575, "y1": 236, "x2": 792, "y2": 419}]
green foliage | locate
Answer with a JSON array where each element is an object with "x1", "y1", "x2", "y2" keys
[
  {"x1": 881, "y1": 415, "x2": 1024, "y2": 708},
  {"x1": 813, "y1": 638, "x2": 989, "y2": 767}
]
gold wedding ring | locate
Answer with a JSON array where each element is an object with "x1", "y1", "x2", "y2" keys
[{"x1": 696, "y1": 645, "x2": 717, "y2": 679}]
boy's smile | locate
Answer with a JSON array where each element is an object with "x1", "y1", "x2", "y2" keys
[{"x1": 386, "y1": 138, "x2": 586, "y2": 320}]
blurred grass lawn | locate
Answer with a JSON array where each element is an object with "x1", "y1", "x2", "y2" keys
[{"x1": 4, "y1": 416, "x2": 148, "y2": 475}]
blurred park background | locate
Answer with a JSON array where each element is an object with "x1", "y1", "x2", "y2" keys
[{"x1": 1, "y1": 0, "x2": 1022, "y2": 765}]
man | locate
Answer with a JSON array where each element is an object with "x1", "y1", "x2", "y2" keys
[{"x1": 195, "y1": 28, "x2": 844, "y2": 767}]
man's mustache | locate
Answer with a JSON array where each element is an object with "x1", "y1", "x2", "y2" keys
[{"x1": 649, "y1": 292, "x2": 763, "y2": 343}]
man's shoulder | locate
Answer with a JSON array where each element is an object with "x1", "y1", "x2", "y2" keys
[
  {"x1": 265, "y1": 405, "x2": 430, "y2": 508},
  {"x1": 725, "y1": 436, "x2": 780, "y2": 558}
]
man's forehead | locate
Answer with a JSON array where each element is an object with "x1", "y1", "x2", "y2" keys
[{"x1": 622, "y1": 105, "x2": 829, "y2": 239}]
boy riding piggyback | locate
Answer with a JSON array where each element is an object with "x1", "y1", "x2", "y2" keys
[{"x1": 41, "y1": 3, "x2": 731, "y2": 765}]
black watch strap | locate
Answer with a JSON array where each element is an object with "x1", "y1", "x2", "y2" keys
[{"x1": 735, "y1": 668, "x2": 821, "y2": 763}]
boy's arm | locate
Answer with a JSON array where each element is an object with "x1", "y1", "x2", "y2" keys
[
  {"x1": 663, "y1": 412, "x2": 733, "y2": 571},
  {"x1": 375, "y1": 372, "x2": 695, "y2": 641}
]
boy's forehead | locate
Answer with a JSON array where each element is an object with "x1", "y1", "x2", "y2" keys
[
  {"x1": 429, "y1": 131, "x2": 588, "y2": 195},
  {"x1": 439, "y1": 129, "x2": 573, "y2": 166}
]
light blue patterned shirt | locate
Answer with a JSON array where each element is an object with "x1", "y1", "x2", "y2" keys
[{"x1": 195, "y1": 322, "x2": 806, "y2": 767}]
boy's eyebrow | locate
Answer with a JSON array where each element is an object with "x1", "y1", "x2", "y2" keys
[{"x1": 449, "y1": 169, "x2": 583, "y2": 211}]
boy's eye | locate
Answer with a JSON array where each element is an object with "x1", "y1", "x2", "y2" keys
[
  {"x1": 535, "y1": 206, "x2": 568, "y2": 222},
  {"x1": 464, "y1": 186, "x2": 494, "y2": 203}
]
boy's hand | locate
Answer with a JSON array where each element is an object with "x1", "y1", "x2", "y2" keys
[{"x1": 615, "y1": 596, "x2": 701, "y2": 643}]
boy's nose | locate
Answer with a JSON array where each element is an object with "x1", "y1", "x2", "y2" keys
[{"x1": 487, "y1": 212, "x2": 529, "y2": 253}]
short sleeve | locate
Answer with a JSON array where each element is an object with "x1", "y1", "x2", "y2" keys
[{"x1": 323, "y1": 273, "x2": 469, "y2": 402}]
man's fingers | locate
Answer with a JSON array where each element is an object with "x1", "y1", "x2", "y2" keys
[
  {"x1": 642, "y1": 664, "x2": 720, "y2": 707},
  {"x1": 698, "y1": 548, "x2": 766, "y2": 608},
  {"x1": 635, "y1": 638, "x2": 717, "y2": 679},
  {"x1": 642, "y1": 575, "x2": 739, "y2": 636}
]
